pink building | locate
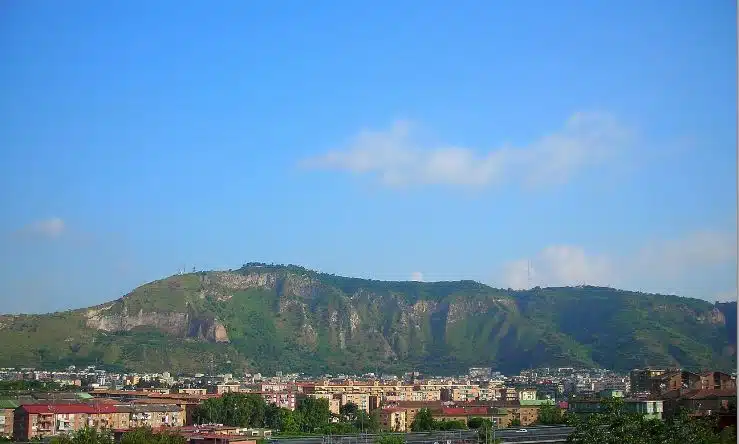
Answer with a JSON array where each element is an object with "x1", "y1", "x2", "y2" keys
[{"x1": 259, "y1": 392, "x2": 297, "y2": 410}]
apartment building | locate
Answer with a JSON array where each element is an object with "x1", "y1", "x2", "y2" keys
[
  {"x1": 115, "y1": 404, "x2": 184, "y2": 428},
  {"x1": 392, "y1": 401, "x2": 443, "y2": 429},
  {"x1": 440, "y1": 385, "x2": 480, "y2": 403},
  {"x1": 177, "y1": 388, "x2": 208, "y2": 396},
  {"x1": 259, "y1": 392, "x2": 297, "y2": 410},
  {"x1": 341, "y1": 393, "x2": 380, "y2": 413},
  {"x1": 491, "y1": 403, "x2": 540, "y2": 427},
  {"x1": 0, "y1": 400, "x2": 18, "y2": 438},
  {"x1": 379, "y1": 407, "x2": 406, "y2": 432},
  {"x1": 430, "y1": 406, "x2": 489, "y2": 425},
  {"x1": 13, "y1": 404, "x2": 125, "y2": 441},
  {"x1": 386, "y1": 386, "x2": 441, "y2": 402},
  {"x1": 259, "y1": 383, "x2": 292, "y2": 392},
  {"x1": 499, "y1": 388, "x2": 518, "y2": 402},
  {"x1": 699, "y1": 372, "x2": 736, "y2": 391},
  {"x1": 516, "y1": 388, "x2": 537, "y2": 402},
  {"x1": 629, "y1": 369, "x2": 667, "y2": 394},
  {"x1": 305, "y1": 380, "x2": 447, "y2": 404},
  {"x1": 128, "y1": 398, "x2": 195, "y2": 426},
  {"x1": 210, "y1": 383, "x2": 241, "y2": 395},
  {"x1": 662, "y1": 388, "x2": 737, "y2": 419}
]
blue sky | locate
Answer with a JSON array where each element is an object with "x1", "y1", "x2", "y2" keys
[{"x1": 0, "y1": 1, "x2": 736, "y2": 313}]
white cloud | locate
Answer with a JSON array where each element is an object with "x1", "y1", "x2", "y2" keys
[
  {"x1": 501, "y1": 230, "x2": 736, "y2": 298},
  {"x1": 410, "y1": 271, "x2": 424, "y2": 282},
  {"x1": 18, "y1": 217, "x2": 66, "y2": 239},
  {"x1": 302, "y1": 112, "x2": 632, "y2": 189},
  {"x1": 634, "y1": 231, "x2": 737, "y2": 278},
  {"x1": 503, "y1": 245, "x2": 613, "y2": 290}
]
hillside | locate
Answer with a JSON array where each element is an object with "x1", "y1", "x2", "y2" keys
[{"x1": 0, "y1": 263, "x2": 735, "y2": 375}]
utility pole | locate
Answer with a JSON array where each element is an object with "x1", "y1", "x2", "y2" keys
[{"x1": 491, "y1": 414, "x2": 496, "y2": 443}]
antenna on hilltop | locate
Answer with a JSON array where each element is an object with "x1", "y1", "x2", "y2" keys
[{"x1": 527, "y1": 260, "x2": 532, "y2": 289}]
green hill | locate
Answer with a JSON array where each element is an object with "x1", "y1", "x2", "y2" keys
[{"x1": 0, "y1": 263, "x2": 735, "y2": 375}]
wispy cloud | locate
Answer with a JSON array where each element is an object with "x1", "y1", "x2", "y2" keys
[
  {"x1": 503, "y1": 245, "x2": 614, "y2": 289},
  {"x1": 634, "y1": 231, "x2": 736, "y2": 278},
  {"x1": 302, "y1": 112, "x2": 633, "y2": 189},
  {"x1": 410, "y1": 271, "x2": 424, "y2": 282},
  {"x1": 714, "y1": 290, "x2": 737, "y2": 303},
  {"x1": 15, "y1": 217, "x2": 66, "y2": 240},
  {"x1": 500, "y1": 230, "x2": 737, "y2": 300}
]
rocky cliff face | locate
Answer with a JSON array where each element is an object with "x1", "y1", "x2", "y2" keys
[
  {"x1": 187, "y1": 316, "x2": 230, "y2": 343},
  {"x1": 85, "y1": 304, "x2": 229, "y2": 343},
  {"x1": 85, "y1": 305, "x2": 188, "y2": 335}
]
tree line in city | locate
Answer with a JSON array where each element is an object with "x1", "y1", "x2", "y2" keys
[
  {"x1": 191, "y1": 394, "x2": 735, "y2": 444},
  {"x1": 190, "y1": 393, "x2": 564, "y2": 434},
  {"x1": 0, "y1": 380, "x2": 83, "y2": 394},
  {"x1": 193, "y1": 393, "x2": 379, "y2": 434},
  {"x1": 37, "y1": 426, "x2": 185, "y2": 444},
  {"x1": 567, "y1": 398, "x2": 736, "y2": 444},
  {"x1": 4, "y1": 395, "x2": 735, "y2": 444}
]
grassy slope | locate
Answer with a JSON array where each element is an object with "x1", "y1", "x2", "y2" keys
[
  {"x1": 514, "y1": 286, "x2": 735, "y2": 372},
  {"x1": 0, "y1": 266, "x2": 734, "y2": 374}
]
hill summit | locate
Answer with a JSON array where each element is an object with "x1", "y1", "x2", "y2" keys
[{"x1": 0, "y1": 263, "x2": 735, "y2": 375}]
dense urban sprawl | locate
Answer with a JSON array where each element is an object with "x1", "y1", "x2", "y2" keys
[{"x1": 0, "y1": 365, "x2": 735, "y2": 443}]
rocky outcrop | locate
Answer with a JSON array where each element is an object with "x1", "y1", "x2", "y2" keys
[
  {"x1": 202, "y1": 270, "x2": 323, "y2": 302},
  {"x1": 187, "y1": 316, "x2": 230, "y2": 343},
  {"x1": 693, "y1": 307, "x2": 727, "y2": 325},
  {"x1": 85, "y1": 306, "x2": 229, "y2": 343},
  {"x1": 212, "y1": 271, "x2": 278, "y2": 291},
  {"x1": 85, "y1": 308, "x2": 189, "y2": 336},
  {"x1": 447, "y1": 298, "x2": 488, "y2": 324}
]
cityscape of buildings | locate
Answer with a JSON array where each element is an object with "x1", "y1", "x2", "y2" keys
[{"x1": 0, "y1": 365, "x2": 735, "y2": 442}]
